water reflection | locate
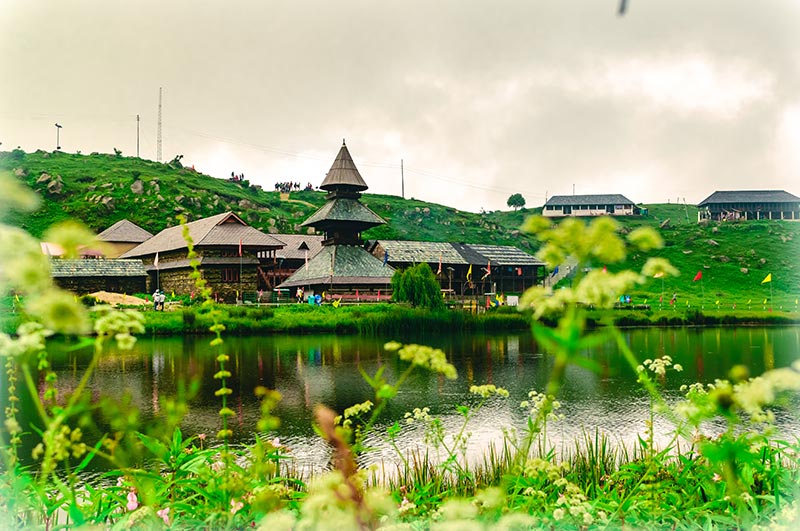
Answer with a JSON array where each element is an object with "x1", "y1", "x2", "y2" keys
[{"x1": 21, "y1": 327, "x2": 800, "y2": 471}]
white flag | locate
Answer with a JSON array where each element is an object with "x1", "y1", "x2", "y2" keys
[{"x1": 154, "y1": 252, "x2": 159, "y2": 269}]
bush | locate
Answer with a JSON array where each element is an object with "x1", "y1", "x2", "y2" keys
[{"x1": 391, "y1": 263, "x2": 444, "y2": 310}]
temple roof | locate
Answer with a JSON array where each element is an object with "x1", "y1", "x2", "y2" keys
[
  {"x1": 278, "y1": 245, "x2": 394, "y2": 288},
  {"x1": 50, "y1": 258, "x2": 148, "y2": 277},
  {"x1": 301, "y1": 197, "x2": 385, "y2": 228},
  {"x1": 120, "y1": 212, "x2": 284, "y2": 258},
  {"x1": 97, "y1": 219, "x2": 153, "y2": 243},
  {"x1": 319, "y1": 141, "x2": 369, "y2": 192}
]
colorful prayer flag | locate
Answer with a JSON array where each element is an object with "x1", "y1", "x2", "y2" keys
[
  {"x1": 332, "y1": 298, "x2": 341, "y2": 308},
  {"x1": 239, "y1": 239, "x2": 242, "y2": 257},
  {"x1": 761, "y1": 273, "x2": 772, "y2": 284},
  {"x1": 383, "y1": 250, "x2": 389, "y2": 266},
  {"x1": 437, "y1": 255, "x2": 442, "y2": 275},
  {"x1": 466, "y1": 264, "x2": 473, "y2": 282},
  {"x1": 693, "y1": 271, "x2": 702, "y2": 282},
  {"x1": 653, "y1": 272, "x2": 664, "y2": 278}
]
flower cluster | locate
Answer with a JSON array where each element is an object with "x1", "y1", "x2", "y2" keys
[
  {"x1": 637, "y1": 355, "x2": 683, "y2": 377},
  {"x1": 520, "y1": 390, "x2": 563, "y2": 422},
  {"x1": 404, "y1": 406, "x2": 431, "y2": 424},
  {"x1": 386, "y1": 342, "x2": 457, "y2": 380},
  {"x1": 469, "y1": 384, "x2": 509, "y2": 398}
]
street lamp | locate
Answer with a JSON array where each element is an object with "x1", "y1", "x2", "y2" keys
[{"x1": 54, "y1": 123, "x2": 62, "y2": 150}]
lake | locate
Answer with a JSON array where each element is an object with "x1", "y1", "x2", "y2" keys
[{"x1": 24, "y1": 326, "x2": 800, "y2": 473}]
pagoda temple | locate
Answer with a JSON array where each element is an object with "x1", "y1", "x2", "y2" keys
[{"x1": 278, "y1": 141, "x2": 394, "y2": 294}]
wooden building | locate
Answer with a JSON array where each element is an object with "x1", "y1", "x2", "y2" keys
[
  {"x1": 697, "y1": 190, "x2": 800, "y2": 222},
  {"x1": 369, "y1": 240, "x2": 545, "y2": 296},
  {"x1": 543, "y1": 194, "x2": 638, "y2": 218},
  {"x1": 278, "y1": 141, "x2": 394, "y2": 295},
  {"x1": 50, "y1": 259, "x2": 148, "y2": 295},
  {"x1": 120, "y1": 212, "x2": 285, "y2": 302}
]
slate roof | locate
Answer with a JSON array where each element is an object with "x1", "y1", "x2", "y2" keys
[
  {"x1": 97, "y1": 219, "x2": 153, "y2": 243},
  {"x1": 302, "y1": 198, "x2": 385, "y2": 228},
  {"x1": 278, "y1": 245, "x2": 394, "y2": 288},
  {"x1": 319, "y1": 141, "x2": 369, "y2": 192},
  {"x1": 465, "y1": 244, "x2": 545, "y2": 266},
  {"x1": 50, "y1": 259, "x2": 148, "y2": 277},
  {"x1": 375, "y1": 240, "x2": 467, "y2": 264},
  {"x1": 698, "y1": 190, "x2": 800, "y2": 206},
  {"x1": 120, "y1": 212, "x2": 284, "y2": 258},
  {"x1": 271, "y1": 234, "x2": 325, "y2": 260},
  {"x1": 544, "y1": 194, "x2": 635, "y2": 206}
]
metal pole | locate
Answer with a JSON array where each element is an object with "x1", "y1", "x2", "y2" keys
[
  {"x1": 136, "y1": 114, "x2": 140, "y2": 158},
  {"x1": 401, "y1": 159, "x2": 404, "y2": 199},
  {"x1": 55, "y1": 123, "x2": 62, "y2": 150}
]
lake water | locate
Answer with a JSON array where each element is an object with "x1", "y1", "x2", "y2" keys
[{"x1": 27, "y1": 326, "x2": 800, "y2": 473}]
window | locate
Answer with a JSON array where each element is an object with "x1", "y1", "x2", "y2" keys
[{"x1": 222, "y1": 268, "x2": 240, "y2": 282}]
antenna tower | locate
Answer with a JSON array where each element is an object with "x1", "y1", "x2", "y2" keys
[{"x1": 156, "y1": 87, "x2": 163, "y2": 162}]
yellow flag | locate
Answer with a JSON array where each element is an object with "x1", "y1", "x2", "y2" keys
[
  {"x1": 748, "y1": 299, "x2": 752, "y2": 304},
  {"x1": 653, "y1": 272, "x2": 664, "y2": 278},
  {"x1": 715, "y1": 300, "x2": 720, "y2": 305},
  {"x1": 763, "y1": 298, "x2": 768, "y2": 304},
  {"x1": 14, "y1": 294, "x2": 20, "y2": 302},
  {"x1": 761, "y1": 273, "x2": 772, "y2": 284},
  {"x1": 466, "y1": 264, "x2": 473, "y2": 282},
  {"x1": 332, "y1": 298, "x2": 341, "y2": 308}
]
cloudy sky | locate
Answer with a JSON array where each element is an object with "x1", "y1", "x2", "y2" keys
[{"x1": 2, "y1": 0, "x2": 799, "y2": 213}]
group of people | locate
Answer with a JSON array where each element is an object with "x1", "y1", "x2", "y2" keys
[
  {"x1": 152, "y1": 290, "x2": 166, "y2": 311},
  {"x1": 275, "y1": 181, "x2": 314, "y2": 193}
]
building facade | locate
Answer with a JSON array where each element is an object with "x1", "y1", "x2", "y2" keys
[
  {"x1": 543, "y1": 194, "x2": 638, "y2": 218},
  {"x1": 697, "y1": 190, "x2": 800, "y2": 222}
]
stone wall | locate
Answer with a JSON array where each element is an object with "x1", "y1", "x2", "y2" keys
[{"x1": 54, "y1": 276, "x2": 147, "y2": 295}]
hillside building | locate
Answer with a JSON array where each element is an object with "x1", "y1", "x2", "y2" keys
[
  {"x1": 543, "y1": 194, "x2": 638, "y2": 218},
  {"x1": 697, "y1": 190, "x2": 800, "y2": 222}
]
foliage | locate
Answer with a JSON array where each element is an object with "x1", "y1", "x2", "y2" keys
[
  {"x1": 2, "y1": 171, "x2": 800, "y2": 529},
  {"x1": 391, "y1": 262, "x2": 445, "y2": 310},
  {"x1": 506, "y1": 192, "x2": 526, "y2": 210}
]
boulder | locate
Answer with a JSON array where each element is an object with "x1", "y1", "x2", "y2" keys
[
  {"x1": 306, "y1": 227, "x2": 315, "y2": 235},
  {"x1": 238, "y1": 199, "x2": 255, "y2": 209},
  {"x1": 101, "y1": 196, "x2": 115, "y2": 210},
  {"x1": 131, "y1": 179, "x2": 144, "y2": 195},
  {"x1": 13, "y1": 168, "x2": 25, "y2": 177},
  {"x1": 37, "y1": 172, "x2": 52, "y2": 184},
  {"x1": 175, "y1": 195, "x2": 185, "y2": 204},
  {"x1": 741, "y1": 268, "x2": 749, "y2": 274},
  {"x1": 46, "y1": 179, "x2": 63, "y2": 195},
  {"x1": 268, "y1": 226, "x2": 279, "y2": 234},
  {"x1": 707, "y1": 239, "x2": 719, "y2": 246},
  {"x1": 718, "y1": 256, "x2": 730, "y2": 263}
]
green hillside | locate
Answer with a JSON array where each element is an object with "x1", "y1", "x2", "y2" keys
[
  {"x1": 0, "y1": 149, "x2": 539, "y2": 250},
  {"x1": 2, "y1": 149, "x2": 799, "y2": 308}
]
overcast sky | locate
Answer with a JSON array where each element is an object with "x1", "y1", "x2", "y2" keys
[{"x1": 2, "y1": 0, "x2": 799, "y2": 213}]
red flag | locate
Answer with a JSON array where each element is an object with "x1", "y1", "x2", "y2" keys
[
  {"x1": 693, "y1": 271, "x2": 702, "y2": 282},
  {"x1": 238, "y1": 239, "x2": 243, "y2": 257},
  {"x1": 602, "y1": 265, "x2": 607, "y2": 273}
]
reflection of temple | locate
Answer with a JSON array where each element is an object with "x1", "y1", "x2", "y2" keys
[{"x1": 279, "y1": 141, "x2": 394, "y2": 294}]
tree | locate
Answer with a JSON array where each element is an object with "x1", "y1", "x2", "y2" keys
[
  {"x1": 391, "y1": 263, "x2": 444, "y2": 310},
  {"x1": 507, "y1": 193, "x2": 526, "y2": 210}
]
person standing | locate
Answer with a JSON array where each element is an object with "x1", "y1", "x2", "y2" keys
[{"x1": 153, "y1": 289, "x2": 159, "y2": 311}]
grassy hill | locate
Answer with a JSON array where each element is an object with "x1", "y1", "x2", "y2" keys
[
  {"x1": 0, "y1": 149, "x2": 539, "y2": 250},
  {"x1": 2, "y1": 149, "x2": 799, "y2": 308}
]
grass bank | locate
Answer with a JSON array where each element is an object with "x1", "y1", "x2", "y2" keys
[{"x1": 142, "y1": 303, "x2": 531, "y2": 336}]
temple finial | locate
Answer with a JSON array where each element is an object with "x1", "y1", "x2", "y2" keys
[{"x1": 342, "y1": 138, "x2": 346, "y2": 146}]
